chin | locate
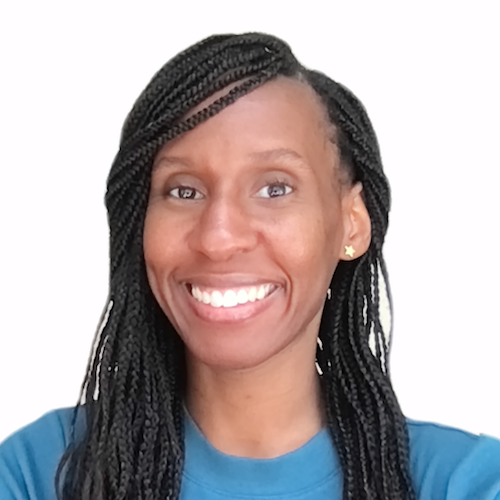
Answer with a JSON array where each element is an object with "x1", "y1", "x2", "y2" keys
[{"x1": 183, "y1": 332, "x2": 287, "y2": 372}]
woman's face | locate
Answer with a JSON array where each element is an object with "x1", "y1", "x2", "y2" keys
[{"x1": 144, "y1": 77, "x2": 368, "y2": 370}]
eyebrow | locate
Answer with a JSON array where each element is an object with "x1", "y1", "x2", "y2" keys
[
  {"x1": 152, "y1": 155, "x2": 192, "y2": 172},
  {"x1": 153, "y1": 148, "x2": 310, "y2": 173},
  {"x1": 248, "y1": 148, "x2": 309, "y2": 168}
]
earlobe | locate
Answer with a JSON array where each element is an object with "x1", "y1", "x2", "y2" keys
[{"x1": 339, "y1": 182, "x2": 371, "y2": 261}]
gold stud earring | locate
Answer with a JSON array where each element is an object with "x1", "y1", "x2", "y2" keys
[{"x1": 345, "y1": 245, "x2": 355, "y2": 258}]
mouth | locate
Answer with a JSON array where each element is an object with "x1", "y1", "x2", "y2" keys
[{"x1": 187, "y1": 283, "x2": 277, "y2": 308}]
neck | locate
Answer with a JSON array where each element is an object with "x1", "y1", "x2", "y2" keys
[{"x1": 185, "y1": 335, "x2": 324, "y2": 459}]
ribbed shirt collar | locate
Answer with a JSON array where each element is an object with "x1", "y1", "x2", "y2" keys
[{"x1": 183, "y1": 411, "x2": 340, "y2": 496}]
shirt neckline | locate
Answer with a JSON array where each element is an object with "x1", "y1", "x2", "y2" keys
[{"x1": 182, "y1": 410, "x2": 340, "y2": 496}]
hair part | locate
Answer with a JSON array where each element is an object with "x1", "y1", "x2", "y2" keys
[{"x1": 57, "y1": 32, "x2": 416, "y2": 500}]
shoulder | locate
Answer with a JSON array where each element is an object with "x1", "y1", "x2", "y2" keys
[
  {"x1": 407, "y1": 419, "x2": 500, "y2": 499},
  {"x1": 0, "y1": 407, "x2": 75, "y2": 500}
]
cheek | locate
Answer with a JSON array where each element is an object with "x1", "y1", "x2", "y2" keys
[
  {"x1": 143, "y1": 210, "x2": 184, "y2": 293},
  {"x1": 264, "y1": 206, "x2": 343, "y2": 286},
  {"x1": 143, "y1": 212, "x2": 165, "y2": 268}
]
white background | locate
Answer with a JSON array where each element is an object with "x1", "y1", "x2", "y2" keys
[{"x1": 0, "y1": 1, "x2": 499, "y2": 443}]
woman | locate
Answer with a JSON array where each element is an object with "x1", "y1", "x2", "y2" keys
[{"x1": 1, "y1": 32, "x2": 499, "y2": 500}]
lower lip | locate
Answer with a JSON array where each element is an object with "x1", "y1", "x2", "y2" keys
[{"x1": 184, "y1": 286, "x2": 280, "y2": 324}]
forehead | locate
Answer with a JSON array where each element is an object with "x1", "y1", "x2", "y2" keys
[{"x1": 155, "y1": 77, "x2": 336, "y2": 166}]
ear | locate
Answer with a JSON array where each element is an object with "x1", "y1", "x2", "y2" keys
[{"x1": 339, "y1": 182, "x2": 371, "y2": 261}]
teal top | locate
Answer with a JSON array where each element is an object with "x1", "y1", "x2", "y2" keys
[{"x1": 0, "y1": 408, "x2": 499, "y2": 499}]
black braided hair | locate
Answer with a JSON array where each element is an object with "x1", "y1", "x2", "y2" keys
[{"x1": 57, "y1": 32, "x2": 416, "y2": 500}]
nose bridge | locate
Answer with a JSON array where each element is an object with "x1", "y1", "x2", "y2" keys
[{"x1": 194, "y1": 189, "x2": 256, "y2": 260}]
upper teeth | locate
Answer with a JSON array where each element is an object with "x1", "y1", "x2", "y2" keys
[{"x1": 190, "y1": 284, "x2": 274, "y2": 308}]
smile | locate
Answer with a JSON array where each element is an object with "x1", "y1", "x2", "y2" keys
[{"x1": 189, "y1": 284, "x2": 276, "y2": 308}]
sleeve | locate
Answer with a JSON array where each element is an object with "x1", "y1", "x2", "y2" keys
[
  {"x1": 409, "y1": 420, "x2": 500, "y2": 500},
  {"x1": 445, "y1": 434, "x2": 500, "y2": 500},
  {"x1": 0, "y1": 409, "x2": 72, "y2": 500}
]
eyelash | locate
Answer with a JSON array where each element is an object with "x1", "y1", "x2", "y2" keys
[
  {"x1": 166, "y1": 180, "x2": 294, "y2": 200},
  {"x1": 256, "y1": 180, "x2": 293, "y2": 198},
  {"x1": 167, "y1": 186, "x2": 203, "y2": 200}
]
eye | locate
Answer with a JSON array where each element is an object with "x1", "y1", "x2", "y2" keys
[
  {"x1": 168, "y1": 186, "x2": 203, "y2": 200},
  {"x1": 256, "y1": 182, "x2": 292, "y2": 199}
]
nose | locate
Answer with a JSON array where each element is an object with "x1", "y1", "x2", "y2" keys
[{"x1": 190, "y1": 194, "x2": 258, "y2": 262}]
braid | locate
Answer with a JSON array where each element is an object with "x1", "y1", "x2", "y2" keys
[
  {"x1": 57, "y1": 33, "x2": 415, "y2": 500},
  {"x1": 309, "y1": 72, "x2": 416, "y2": 499}
]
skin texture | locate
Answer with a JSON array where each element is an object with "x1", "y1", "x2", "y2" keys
[{"x1": 143, "y1": 77, "x2": 371, "y2": 458}]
